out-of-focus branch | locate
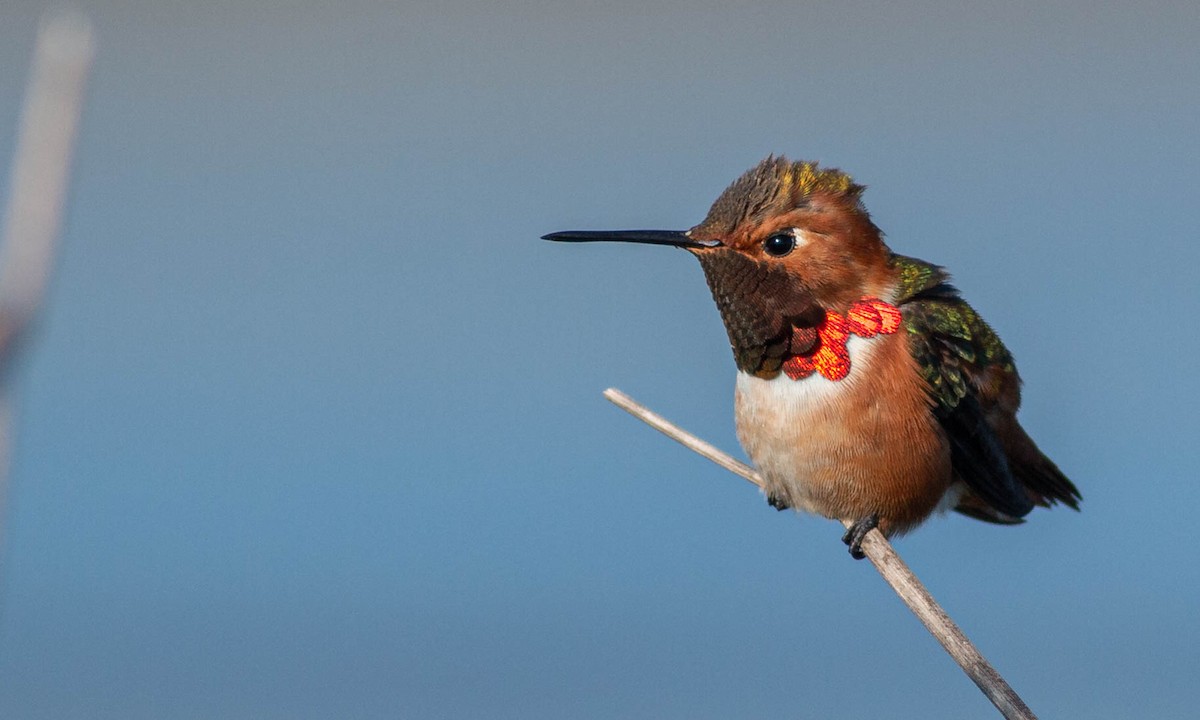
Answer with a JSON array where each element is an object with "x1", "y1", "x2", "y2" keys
[
  {"x1": 0, "y1": 12, "x2": 94, "y2": 571},
  {"x1": 603, "y1": 387, "x2": 1037, "y2": 720},
  {"x1": 0, "y1": 12, "x2": 93, "y2": 364}
]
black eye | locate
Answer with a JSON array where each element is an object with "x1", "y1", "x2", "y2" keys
[{"x1": 763, "y1": 232, "x2": 796, "y2": 257}]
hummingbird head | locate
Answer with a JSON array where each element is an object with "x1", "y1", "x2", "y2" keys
[{"x1": 544, "y1": 156, "x2": 896, "y2": 376}]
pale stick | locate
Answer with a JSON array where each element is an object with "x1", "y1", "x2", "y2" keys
[
  {"x1": 0, "y1": 12, "x2": 94, "y2": 575},
  {"x1": 603, "y1": 387, "x2": 1036, "y2": 720}
]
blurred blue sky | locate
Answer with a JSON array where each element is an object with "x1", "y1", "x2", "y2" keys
[{"x1": 0, "y1": 1, "x2": 1197, "y2": 718}]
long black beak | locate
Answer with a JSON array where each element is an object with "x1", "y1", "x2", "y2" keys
[{"x1": 541, "y1": 229, "x2": 718, "y2": 249}]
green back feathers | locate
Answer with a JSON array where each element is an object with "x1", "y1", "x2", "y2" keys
[
  {"x1": 890, "y1": 254, "x2": 951, "y2": 303},
  {"x1": 890, "y1": 254, "x2": 1017, "y2": 411}
]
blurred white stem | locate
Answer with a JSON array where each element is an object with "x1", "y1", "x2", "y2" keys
[
  {"x1": 0, "y1": 12, "x2": 93, "y2": 326},
  {"x1": 0, "y1": 12, "x2": 94, "y2": 578}
]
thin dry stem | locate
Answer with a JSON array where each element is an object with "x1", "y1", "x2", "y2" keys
[
  {"x1": 0, "y1": 13, "x2": 93, "y2": 333},
  {"x1": 603, "y1": 387, "x2": 1037, "y2": 720},
  {"x1": 0, "y1": 12, "x2": 94, "y2": 575}
]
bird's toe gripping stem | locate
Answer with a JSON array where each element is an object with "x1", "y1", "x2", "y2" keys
[{"x1": 841, "y1": 513, "x2": 880, "y2": 560}]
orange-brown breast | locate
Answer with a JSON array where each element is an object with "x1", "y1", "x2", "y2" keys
[{"x1": 734, "y1": 328, "x2": 952, "y2": 535}]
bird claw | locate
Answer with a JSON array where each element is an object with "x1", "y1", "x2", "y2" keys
[
  {"x1": 841, "y1": 513, "x2": 880, "y2": 560},
  {"x1": 767, "y1": 492, "x2": 790, "y2": 511}
]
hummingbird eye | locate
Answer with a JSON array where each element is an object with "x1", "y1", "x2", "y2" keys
[{"x1": 763, "y1": 232, "x2": 796, "y2": 257}]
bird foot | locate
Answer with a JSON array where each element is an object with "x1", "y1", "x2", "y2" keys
[
  {"x1": 767, "y1": 492, "x2": 790, "y2": 511},
  {"x1": 841, "y1": 513, "x2": 880, "y2": 560}
]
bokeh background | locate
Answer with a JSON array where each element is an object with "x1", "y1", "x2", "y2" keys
[{"x1": 0, "y1": 2, "x2": 1197, "y2": 718}]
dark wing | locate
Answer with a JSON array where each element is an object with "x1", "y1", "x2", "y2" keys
[{"x1": 892, "y1": 255, "x2": 1036, "y2": 521}]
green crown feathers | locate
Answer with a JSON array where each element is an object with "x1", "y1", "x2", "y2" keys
[{"x1": 697, "y1": 156, "x2": 865, "y2": 234}]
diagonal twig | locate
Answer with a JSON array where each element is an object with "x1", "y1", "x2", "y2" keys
[
  {"x1": 0, "y1": 12, "x2": 94, "y2": 580},
  {"x1": 604, "y1": 387, "x2": 1036, "y2": 720}
]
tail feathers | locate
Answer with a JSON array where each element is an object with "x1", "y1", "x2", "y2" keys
[
  {"x1": 953, "y1": 493, "x2": 1026, "y2": 525},
  {"x1": 1007, "y1": 423, "x2": 1082, "y2": 510},
  {"x1": 955, "y1": 422, "x2": 1081, "y2": 523},
  {"x1": 1013, "y1": 454, "x2": 1081, "y2": 510}
]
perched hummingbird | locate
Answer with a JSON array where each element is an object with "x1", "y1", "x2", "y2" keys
[{"x1": 545, "y1": 156, "x2": 1080, "y2": 558}]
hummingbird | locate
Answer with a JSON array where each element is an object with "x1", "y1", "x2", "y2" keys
[{"x1": 544, "y1": 156, "x2": 1080, "y2": 558}]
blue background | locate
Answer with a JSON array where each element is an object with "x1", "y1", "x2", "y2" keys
[{"x1": 1, "y1": 2, "x2": 1197, "y2": 717}]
